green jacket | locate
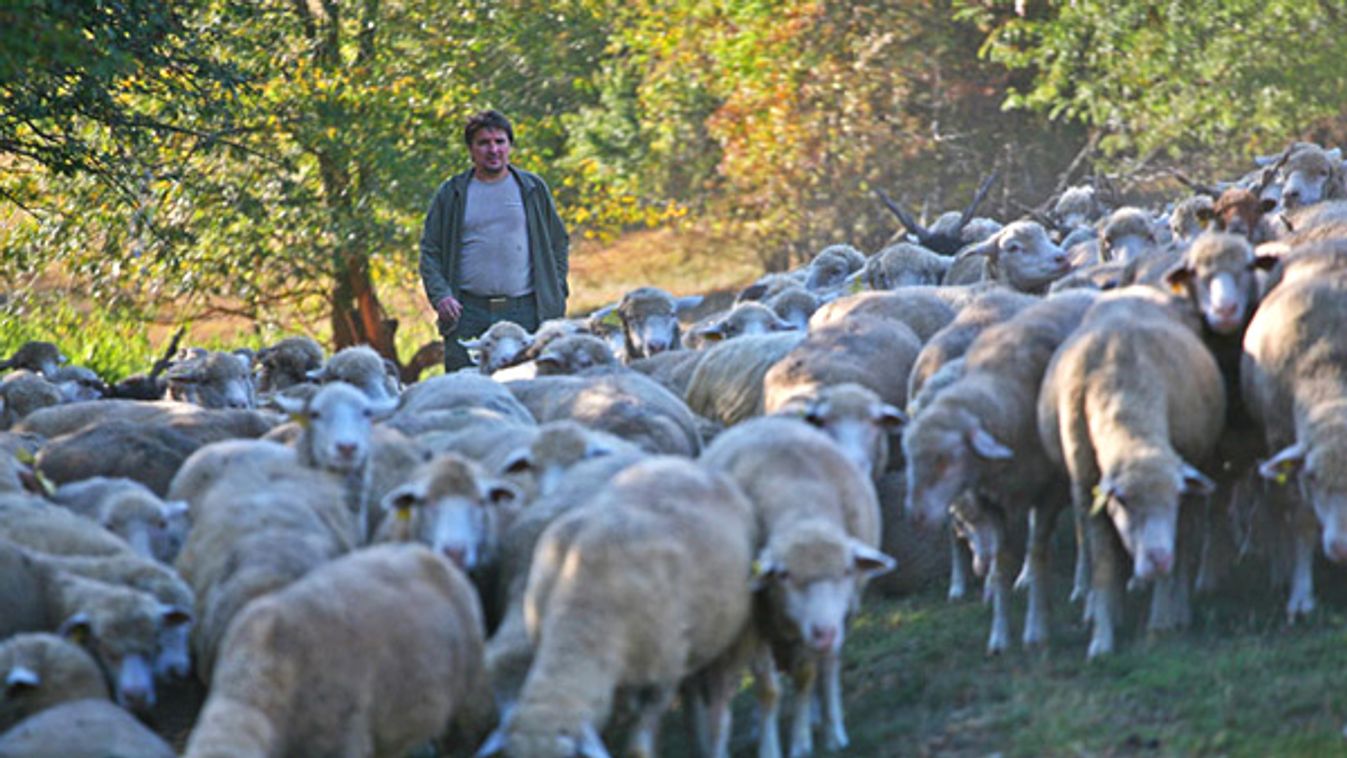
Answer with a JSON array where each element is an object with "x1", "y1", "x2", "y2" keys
[{"x1": 418, "y1": 165, "x2": 570, "y2": 323}]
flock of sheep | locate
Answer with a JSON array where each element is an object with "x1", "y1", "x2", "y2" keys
[{"x1": 1, "y1": 139, "x2": 1346, "y2": 757}]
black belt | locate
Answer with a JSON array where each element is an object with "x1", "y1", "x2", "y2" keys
[{"x1": 460, "y1": 292, "x2": 534, "y2": 312}]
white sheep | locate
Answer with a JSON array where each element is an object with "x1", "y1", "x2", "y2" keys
[
  {"x1": 591, "y1": 286, "x2": 704, "y2": 361},
  {"x1": 307, "y1": 344, "x2": 402, "y2": 402},
  {"x1": 183, "y1": 544, "x2": 495, "y2": 758},
  {"x1": 701, "y1": 417, "x2": 893, "y2": 758},
  {"x1": 0, "y1": 633, "x2": 109, "y2": 733},
  {"x1": 480, "y1": 456, "x2": 757, "y2": 758},
  {"x1": 763, "y1": 313, "x2": 921, "y2": 418},
  {"x1": 1039, "y1": 288, "x2": 1224, "y2": 658},
  {"x1": 0, "y1": 698, "x2": 176, "y2": 757},
  {"x1": 684, "y1": 332, "x2": 807, "y2": 427},
  {"x1": 166, "y1": 349, "x2": 256, "y2": 409},
  {"x1": 943, "y1": 220, "x2": 1072, "y2": 292},
  {"x1": 908, "y1": 288, "x2": 1038, "y2": 405}
]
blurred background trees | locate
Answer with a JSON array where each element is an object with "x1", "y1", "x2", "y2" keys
[{"x1": 2, "y1": 0, "x2": 1345, "y2": 377}]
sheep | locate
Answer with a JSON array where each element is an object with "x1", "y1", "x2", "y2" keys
[
  {"x1": 1241, "y1": 249, "x2": 1347, "y2": 619},
  {"x1": 481, "y1": 456, "x2": 757, "y2": 758},
  {"x1": 1276, "y1": 143, "x2": 1345, "y2": 210},
  {"x1": 1097, "y1": 206, "x2": 1164, "y2": 264},
  {"x1": 533, "y1": 333, "x2": 621, "y2": 375},
  {"x1": 493, "y1": 420, "x2": 640, "y2": 501},
  {"x1": 33, "y1": 419, "x2": 206, "y2": 498},
  {"x1": 173, "y1": 461, "x2": 356, "y2": 683},
  {"x1": 166, "y1": 349, "x2": 256, "y2": 409},
  {"x1": 803, "y1": 244, "x2": 866, "y2": 291},
  {"x1": 777, "y1": 382, "x2": 906, "y2": 481},
  {"x1": 0, "y1": 698, "x2": 176, "y2": 758},
  {"x1": 393, "y1": 372, "x2": 536, "y2": 427},
  {"x1": 1052, "y1": 185, "x2": 1104, "y2": 231},
  {"x1": 809, "y1": 285, "x2": 984, "y2": 342},
  {"x1": 1039, "y1": 289, "x2": 1224, "y2": 658},
  {"x1": 483, "y1": 449, "x2": 649, "y2": 712},
  {"x1": 627, "y1": 349, "x2": 707, "y2": 398},
  {"x1": 13, "y1": 397, "x2": 279, "y2": 445},
  {"x1": 183, "y1": 544, "x2": 494, "y2": 758},
  {"x1": 508, "y1": 370, "x2": 704, "y2": 456},
  {"x1": 942, "y1": 220, "x2": 1071, "y2": 293},
  {"x1": 903, "y1": 290, "x2": 1097, "y2": 652},
  {"x1": 593, "y1": 286, "x2": 704, "y2": 361},
  {"x1": 374, "y1": 452, "x2": 520, "y2": 579},
  {"x1": 0, "y1": 341, "x2": 66, "y2": 378},
  {"x1": 30, "y1": 550, "x2": 195, "y2": 680},
  {"x1": 1169, "y1": 194, "x2": 1215, "y2": 244},
  {"x1": 1196, "y1": 187, "x2": 1280, "y2": 243},
  {"x1": 1045, "y1": 260, "x2": 1131, "y2": 293},
  {"x1": 687, "y1": 300, "x2": 798, "y2": 347},
  {"x1": 308, "y1": 344, "x2": 402, "y2": 402},
  {"x1": 701, "y1": 417, "x2": 893, "y2": 758},
  {"x1": 272, "y1": 381, "x2": 401, "y2": 540},
  {"x1": 764, "y1": 284, "x2": 821, "y2": 331},
  {"x1": 0, "y1": 540, "x2": 187, "y2": 712},
  {"x1": 908, "y1": 289, "x2": 1039, "y2": 404},
  {"x1": 47, "y1": 365, "x2": 108, "y2": 403},
  {"x1": 684, "y1": 332, "x2": 806, "y2": 427},
  {"x1": 50, "y1": 476, "x2": 189, "y2": 564},
  {"x1": 737, "y1": 271, "x2": 805, "y2": 304},
  {"x1": 0, "y1": 371, "x2": 61, "y2": 430},
  {"x1": 459, "y1": 320, "x2": 534, "y2": 375},
  {"x1": 762, "y1": 314, "x2": 921, "y2": 416},
  {"x1": 253, "y1": 335, "x2": 325, "y2": 395},
  {"x1": 854, "y1": 241, "x2": 951, "y2": 290},
  {"x1": 0, "y1": 633, "x2": 109, "y2": 734},
  {"x1": 165, "y1": 438, "x2": 298, "y2": 516},
  {"x1": 0, "y1": 496, "x2": 139, "y2": 558}
]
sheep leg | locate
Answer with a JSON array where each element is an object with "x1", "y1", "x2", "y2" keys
[
  {"x1": 1086, "y1": 515, "x2": 1121, "y2": 659},
  {"x1": 986, "y1": 517, "x2": 1012, "y2": 655},
  {"x1": 787, "y1": 657, "x2": 818, "y2": 758},
  {"x1": 752, "y1": 649, "x2": 783, "y2": 758},
  {"x1": 681, "y1": 679, "x2": 711, "y2": 758},
  {"x1": 1070, "y1": 495, "x2": 1091, "y2": 606},
  {"x1": 949, "y1": 527, "x2": 970, "y2": 601},
  {"x1": 1287, "y1": 514, "x2": 1318, "y2": 621},
  {"x1": 1024, "y1": 503, "x2": 1062, "y2": 648},
  {"x1": 819, "y1": 650, "x2": 848, "y2": 751},
  {"x1": 626, "y1": 684, "x2": 676, "y2": 758},
  {"x1": 1013, "y1": 508, "x2": 1036, "y2": 592}
]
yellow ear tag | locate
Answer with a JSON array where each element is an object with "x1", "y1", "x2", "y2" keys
[
  {"x1": 750, "y1": 559, "x2": 764, "y2": 579},
  {"x1": 1274, "y1": 462, "x2": 1293, "y2": 486},
  {"x1": 849, "y1": 276, "x2": 866, "y2": 294},
  {"x1": 1090, "y1": 485, "x2": 1110, "y2": 516},
  {"x1": 599, "y1": 309, "x2": 623, "y2": 327},
  {"x1": 35, "y1": 469, "x2": 56, "y2": 498},
  {"x1": 14, "y1": 448, "x2": 35, "y2": 465},
  {"x1": 288, "y1": 412, "x2": 310, "y2": 429},
  {"x1": 395, "y1": 506, "x2": 413, "y2": 523},
  {"x1": 67, "y1": 625, "x2": 89, "y2": 646}
]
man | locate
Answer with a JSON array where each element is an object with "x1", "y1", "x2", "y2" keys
[{"x1": 419, "y1": 109, "x2": 570, "y2": 372}]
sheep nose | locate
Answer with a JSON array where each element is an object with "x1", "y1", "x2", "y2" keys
[
  {"x1": 442, "y1": 546, "x2": 467, "y2": 568},
  {"x1": 1326, "y1": 538, "x2": 1347, "y2": 564},
  {"x1": 335, "y1": 442, "x2": 357, "y2": 460},
  {"x1": 809, "y1": 624, "x2": 838, "y2": 651},
  {"x1": 1146, "y1": 548, "x2": 1173, "y2": 576},
  {"x1": 1282, "y1": 188, "x2": 1301, "y2": 207}
]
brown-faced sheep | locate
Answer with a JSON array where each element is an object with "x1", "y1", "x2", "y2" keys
[
  {"x1": 1039, "y1": 290, "x2": 1224, "y2": 658},
  {"x1": 183, "y1": 544, "x2": 494, "y2": 758}
]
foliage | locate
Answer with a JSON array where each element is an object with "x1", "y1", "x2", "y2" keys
[
  {"x1": 0, "y1": 295, "x2": 158, "y2": 381},
  {"x1": 957, "y1": 0, "x2": 1347, "y2": 164}
]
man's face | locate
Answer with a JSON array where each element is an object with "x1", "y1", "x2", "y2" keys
[{"x1": 469, "y1": 127, "x2": 511, "y2": 179}]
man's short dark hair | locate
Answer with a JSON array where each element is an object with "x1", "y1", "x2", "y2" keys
[{"x1": 464, "y1": 110, "x2": 514, "y2": 147}]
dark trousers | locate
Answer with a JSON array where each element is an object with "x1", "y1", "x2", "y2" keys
[{"x1": 441, "y1": 293, "x2": 540, "y2": 372}]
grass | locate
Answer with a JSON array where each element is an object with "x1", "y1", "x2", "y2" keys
[{"x1": 696, "y1": 554, "x2": 1347, "y2": 758}]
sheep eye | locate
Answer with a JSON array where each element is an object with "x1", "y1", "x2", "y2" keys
[{"x1": 308, "y1": 410, "x2": 321, "y2": 421}]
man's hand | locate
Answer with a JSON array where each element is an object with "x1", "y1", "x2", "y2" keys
[{"x1": 435, "y1": 295, "x2": 463, "y2": 324}]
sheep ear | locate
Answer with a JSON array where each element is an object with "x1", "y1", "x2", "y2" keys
[
  {"x1": 1179, "y1": 462, "x2": 1216, "y2": 497},
  {"x1": 304, "y1": 366, "x2": 328, "y2": 383},
  {"x1": 1090, "y1": 478, "x2": 1119, "y2": 516},
  {"x1": 368, "y1": 396, "x2": 400, "y2": 420},
  {"x1": 1251, "y1": 254, "x2": 1280, "y2": 272},
  {"x1": 772, "y1": 316, "x2": 799, "y2": 332},
  {"x1": 584, "y1": 441, "x2": 615, "y2": 460},
  {"x1": 577, "y1": 722, "x2": 613, "y2": 758},
  {"x1": 1259, "y1": 198, "x2": 1278, "y2": 214},
  {"x1": 160, "y1": 605, "x2": 193, "y2": 628},
  {"x1": 501, "y1": 449, "x2": 533, "y2": 475},
  {"x1": 1259, "y1": 443, "x2": 1306, "y2": 485},
  {"x1": 1195, "y1": 207, "x2": 1215, "y2": 225},
  {"x1": 750, "y1": 550, "x2": 786, "y2": 591},
  {"x1": 5, "y1": 665, "x2": 40, "y2": 694},
  {"x1": 271, "y1": 392, "x2": 306, "y2": 417},
  {"x1": 850, "y1": 540, "x2": 896, "y2": 577},
  {"x1": 382, "y1": 483, "x2": 426, "y2": 514},
  {"x1": 58, "y1": 612, "x2": 92, "y2": 645},
  {"x1": 738, "y1": 282, "x2": 769, "y2": 302},
  {"x1": 484, "y1": 481, "x2": 520, "y2": 507},
  {"x1": 534, "y1": 352, "x2": 563, "y2": 371},
  {"x1": 674, "y1": 295, "x2": 704, "y2": 314},
  {"x1": 966, "y1": 425, "x2": 1013, "y2": 460},
  {"x1": 590, "y1": 304, "x2": 621, "y2": 328},
  {"x1": 695, "y1": 323, "x2": 728, "y2": 343},
  {"x1": 873, "y1": 402, "x2": 908, "y2": 429},
  {"x1": 1164, "y1": 264, "x2": 1195, "y2": 294}
]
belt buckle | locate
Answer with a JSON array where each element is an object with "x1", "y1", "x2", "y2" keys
[{"x1": 488, "y1": 296, "x2": 509, "y2": 311}]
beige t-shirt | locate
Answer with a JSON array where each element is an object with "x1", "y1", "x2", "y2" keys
[{"x1": 459, "y1": 175, "x2": 533, "y2": 297}]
